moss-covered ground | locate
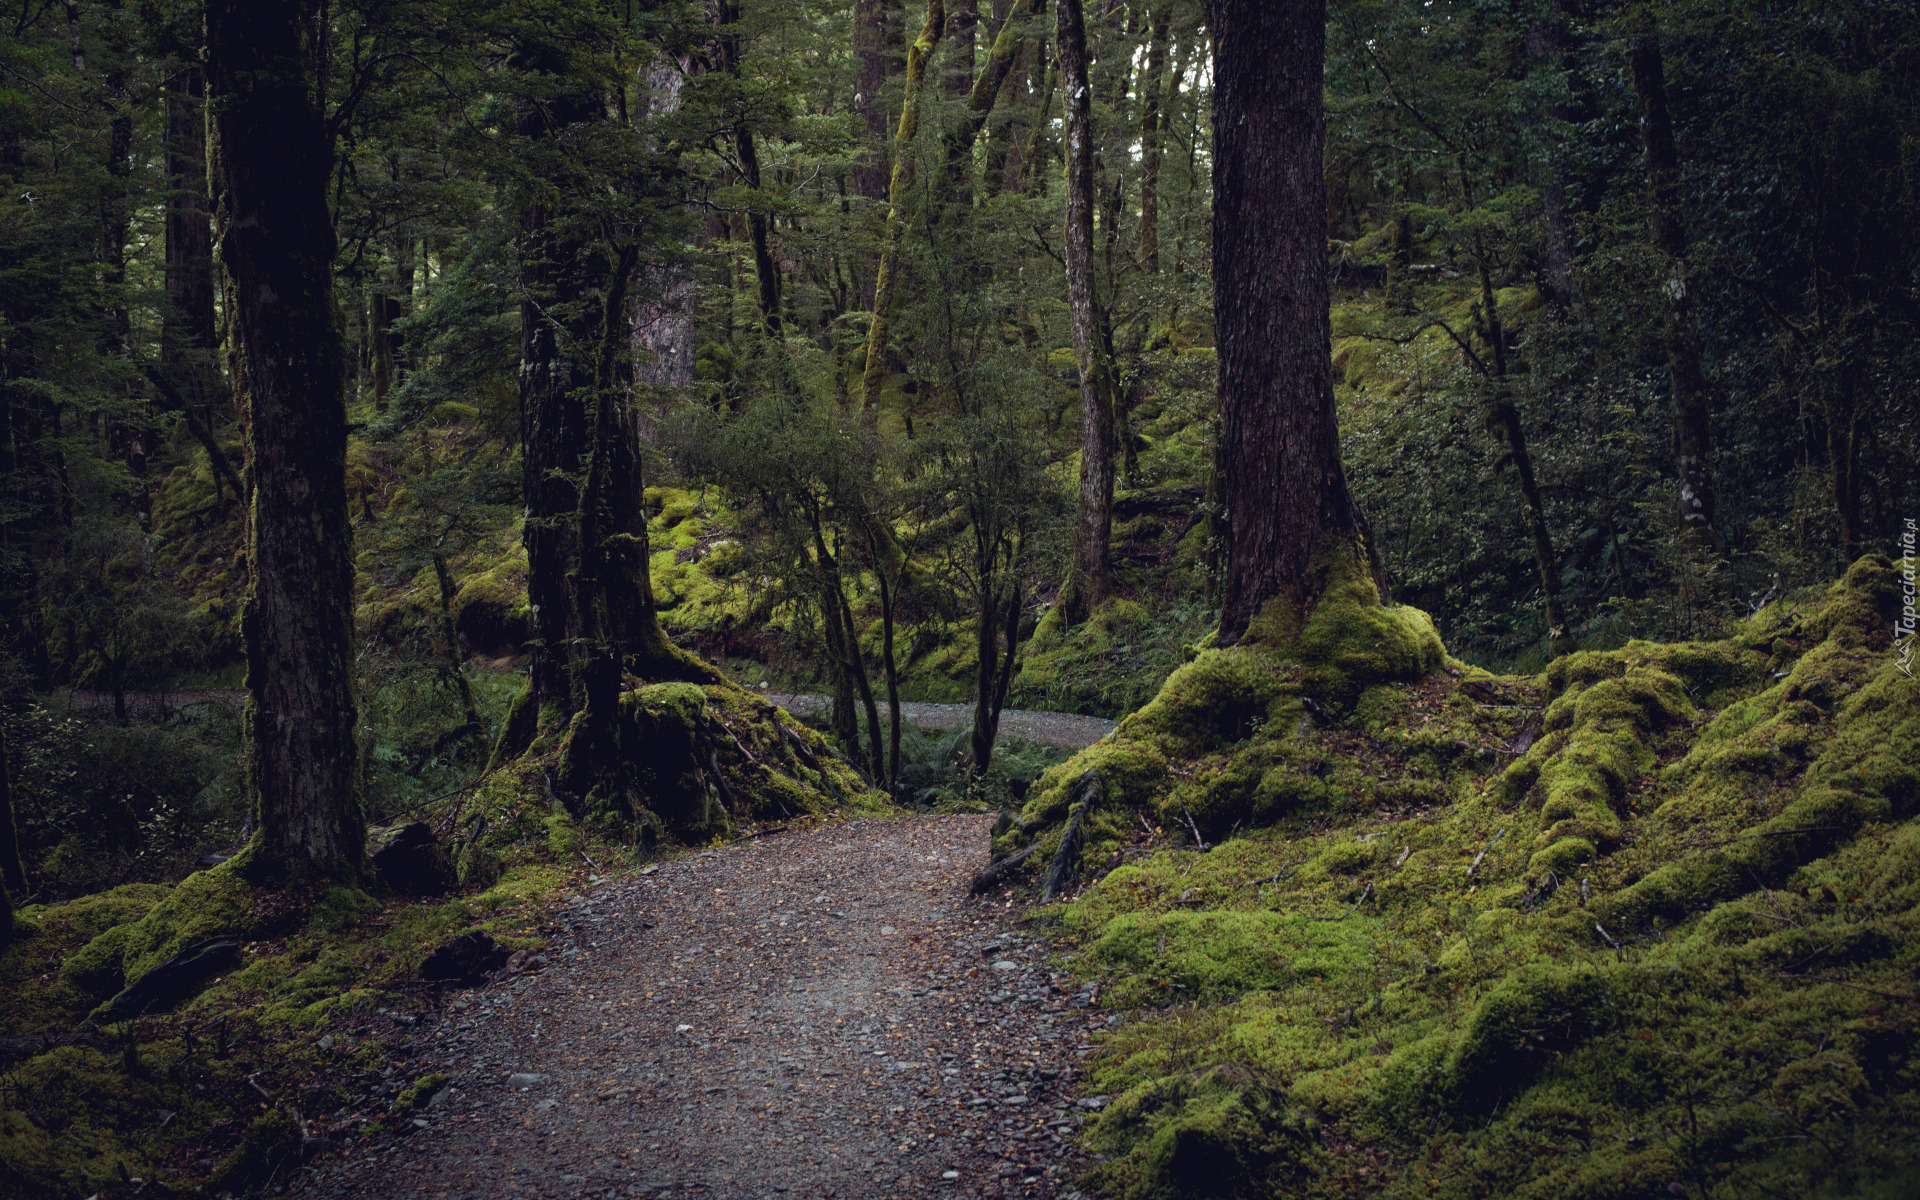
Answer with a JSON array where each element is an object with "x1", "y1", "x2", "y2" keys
[{"x1": 987, "y1": 554, "x2": 1918, "y2": 1199}]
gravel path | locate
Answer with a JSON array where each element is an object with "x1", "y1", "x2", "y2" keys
[
  {"x1": 298, "y1": 816, "x2": 1104, "y2": 1200},
  {"x1": 764, "y1": 696, "x2": 1115, "y2": 752}
]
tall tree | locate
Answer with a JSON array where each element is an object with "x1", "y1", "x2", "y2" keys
[
  {"x1": 207, "y1": 0, "x2": 363, "y2": 880},
  {"x1": 1628, "y1": 16, "x2": 1715, "y2": 551},
  {"x1": 513, "y1": 35, "x2": 602, "y2": 721},
  {"x1": 1057, "y1": 0, "x2": 1118, "y2": 623},
  {"x1": 1212, "y1": 0, "x2": 1375, "y2": 643},
  {"x1": 1135, "y1": 5, "x2": 1171, "y2": 273},
  {"x1": 859, "y1": 0, "x2": 944, "y2": 413}
]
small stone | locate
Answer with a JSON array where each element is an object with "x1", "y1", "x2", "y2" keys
[
  {"x1": 412, "y1": 1117, "x2": 430, "y2": 1128},
  {"x1": 676, "y1": 1024, "x2": 694, "y2": 1033},
  {"x1": 317, "y1": 1035, "x2": 334, "y2": 1050},
  {"x1": 881, "y1": 926, "x2": 897, "y2": 934},
  {"x1": 505, "y1": 1073, "x2": 548, "y2": 1089},
  {"x1": 942, "y1": 1170, "x2": 961, "y2": 1180},
  {"x1": 991, "y1": 961, "x2": 1017, "y2": 971},
  {"x1": 533, "y1": 1099, "x2": 559, "y2": 1111}
]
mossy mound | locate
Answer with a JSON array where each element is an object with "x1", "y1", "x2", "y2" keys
[
  {"x1": 1033, "y1": 555, "x2": 1918, "y2": 1200},
  {"x1": 1004, "y1": 549, "x2": 1451, "y2": 871},
  {"x1": 546, "y1": 675, "x2": 887, "y2": 848}
]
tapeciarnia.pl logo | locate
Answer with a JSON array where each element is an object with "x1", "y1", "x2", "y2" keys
[{"x1": 1898, "y1": 518, "x2": 1916, "y2": 679}]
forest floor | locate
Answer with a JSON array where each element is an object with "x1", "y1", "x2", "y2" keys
[
  {"x1": 763, "y1": 696, "x2": 1117, "y2": 751},
  {"x1": 293, "y1": 814, "x2": 1104, "y2": 1200}
]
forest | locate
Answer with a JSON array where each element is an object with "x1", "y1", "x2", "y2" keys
[{"x1": 0, "y1": 0, "x2": 1916, "y2": 1196}]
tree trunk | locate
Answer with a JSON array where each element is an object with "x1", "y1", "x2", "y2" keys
[
  {"x1": 162, "y1": 66, "x2": 217, "y2": 392},
  {"x1": 868, "y1": 525, "x2": 903, "y2": 793},
  {"x1": 0, "y1": 723, "x2": 25, "y2": 897},
  {"x1": 853, "y1": 0, "x2": 904, "y2": 207},
  {"x1": 1018, "y1": 45, "x2": 1057, "y2": 198},
  {"x1": 634, "y1": 57, "x2": 698, "y2": 393},
  {"x1": 1473, "y1": 249, "x2": 1569, "y2": 656},
  {"x1": 208, "y1": 0, "x2": 363, "y2": 881},
  {"x1": 160, "y1": 65, "x2": 231, "y2": 501},
  {"x1": 1136, "y1": 6, "x2": 1170, "y2": 273},
  {"x1": 944, "y1": 0, "x2": 979, "y2": 97},
  {"x1": 1058, "y1": 0, "x2": 1117, "y2": 623},
  {"x1": 853, "y1": 0, "x2": 904, "y2": 308},
  {"x1": 433, "y1": 553, "x2": 485, "y2": 739},
  {"x1": 718, "y1": 2, "x2": 782, "y2": 334},
  {"x1": 942, "y1": 0, "x2": 1042, "y2": 187},
  {"x1": 860, "y1": 0, "x2": 946, "y2": 413},
  {"x1": 969, "y1": 546, "x2": 1023, "y2": 775},
  {"x1": 1628, "y1": 20, "x2": 1715, "y2": 549},
  {"x1": 514, "y1": 42, "x2": 602, "y2": 717},
  {"x1": 1211, "y1": 0, "x2": 1373, "y2": 644}
]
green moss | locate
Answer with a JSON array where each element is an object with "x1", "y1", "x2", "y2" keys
[
  {"x1": 392, "y1": 1070, "x2": 451, "y2": 1114},
  {"x1": 1042, "y1": 556, "x2": 1920, "y2": 1200},
  {"x1": 206, "y1": 1108, "x2": 301, "y2": 1193},
  {"x1": 60, "y1": 859, "x2": 263, "y2": 1000}
]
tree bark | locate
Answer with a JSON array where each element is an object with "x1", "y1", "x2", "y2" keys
[
  {"x1": 1135, "y1": 6, "x2": 1171, "y2": 273},
  {"x1": 1211, "y1": 0, "x2": 1372, "y2": 644},
  {"x1": 867, "y1": 524, "x2": 903, "y2": 793},
  {"x1": 860, "y1": 0, "x2": 946, "y2": 414},
  {"x1": 853, "y1": 0, "x2": 905, "y2": 207},
  {"x1": 944, "y1": 0, "x2": 979, "y2": 97},
  {"x1": 634, "y1": 57, "x2": 698, "y2": 393},
  {"x1": 942, "y1": 0, "x2": 1043, "y2": 187},
  {"x1": 162, "y1": 65, "x2": 217, "y2": 389},
  {"x1": 514, "y1": 40, "x2": 602, "y2": 717},
  {"x1": 1015, "y1": 44, "x2": 1056, "y2": 198},
  {"x1": 1628, "y1": 20, "x2": 1715, "y2": 548},
  {"x1": 1058, "y1": 0, "x2": 1117, "y2": 623},
  {"x1": 717, "y1": 2, "x2": 782, "y2": 334},
  {"x1": 1470, "y1": 231, "x2": 1569, "y2": 656},
  {"x1": 432, "y1": 553, "x2": 484, "y2": 739},
  {"x1": 0, "y1": 723, "x2": 24, "y2": 897},
  {"x1": 208, "y1": 0, "x2": 363, "y2": 881}
]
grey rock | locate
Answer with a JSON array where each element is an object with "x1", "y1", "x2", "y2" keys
[{"x1": 505, "y1": 1073, "x2": 548, "y2": 1089}]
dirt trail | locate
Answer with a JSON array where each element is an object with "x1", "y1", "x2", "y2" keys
[
  {"x1": 298, "y1": 816, "x2": 1104, "y2": 1200},
  {"x1": 763, "y1": 696, "x2": 1116, "y2": 752}
]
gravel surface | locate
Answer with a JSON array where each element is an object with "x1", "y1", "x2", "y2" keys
[
  {"x1": 298, "y1": 816, "x2": 1106, "y2": 1200},
  {"x1": 764, "y1": 695, "x2": 1116, "y2": 752}
]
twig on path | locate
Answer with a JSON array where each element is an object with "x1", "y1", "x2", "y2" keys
[{"x1": 970, "y1": 844, "x2": 1041, "y2": 895}]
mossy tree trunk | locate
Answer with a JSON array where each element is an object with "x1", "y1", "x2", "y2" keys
[
  {"x1": 860, "y1": 0, "x2": 944, "y2": 414},
  {"x1": 514, "y1": 40, "x2": 602, "y2": 720},
  {"x1": 941, "y1": 0, "x2": 1042, "y2": 187},
  {"x1": 1628, "y1": 19, "x2": 1716, "y2": 552},
  {"x1": 1058, "y1": 0, "x2": 1118, "y2": 625},
  {"x1": 208, "y1": 0, "x2": 363, "y2": 881},
  {"x1": 1211, "y1": 0, "x2": 1374, "y2": 644}
]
